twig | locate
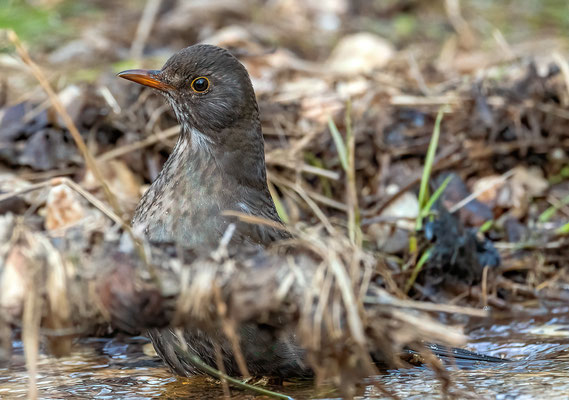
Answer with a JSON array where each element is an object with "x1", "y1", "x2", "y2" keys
[
  {"x1": 97, "y1": 125, "x2": 181, "y2": 162},
  {"x1": 8, "y1": 30, "x2": 124, "y2": 219},
  {"x1": 213, "y1": 285, "x2": 251, "y2": 378},
  {"x1": 296, "y1": 189, "x2": 336, "y2": 235},
  {"x1": 130, "y1": 0, "x2": 163, "y2": 61},
  {"x1": 58, "y1": 178, "x2": 127, "y2": 227},
  {"x1": 269, "y1": 174, "x2": 347, "y2": 212},
  {"x1": 407, "y1": 52, "x2": 432, "y2": 96},
  {"x1": 481, "y1": 266, "x2": 489, "y2": 308},
  {"x1": 365, "y1": 295, "x2": 488, "y2": 318},
  {"x1": 391, "y1": 310, "x2": 464, "y2": 346},
  {"x1": 344, "y1": 101, "x2": 361, "y2": 246},
  {"x1": 221, "y1": 210, "x2": 291, "y2": 232},
  {"x1": 328, "y1": 253, "x2": 365, "y2": 345},
  {"x1": 299, "y1": 164, "x2": 340, "y2": 180},
  {"x1": 448, "y1": 169, "x2": 514, "y2": 213},
  {"x1": 390, "y1": 95, "x2": 459, "y2": 106},
  {"x1": 0, "y1": 180, "x2": 54, "y2": 203},
  {"x1": 0, "y1": 177, "x2": 129, "y2": 233},
  {"x1": 492, "y1": 29, "x2": 514, "y2": 60},
  {"x1": 7, "y1": 30, "x2": 150, "y2": 267},
  {"x1": 214, "y1": 342, "x2": 232, "y2": 399},
  {"x1": 22, "y1": 248, "x2": 42, "y2": 400},
  {"x1": 444, "y1": 0, "x2": 476, "y2": 47}
]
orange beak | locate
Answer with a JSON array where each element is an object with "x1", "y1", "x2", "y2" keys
[{"x1": 117, "y1": 69, "x2": 174, "y2": 91}]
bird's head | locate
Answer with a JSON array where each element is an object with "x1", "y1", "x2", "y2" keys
[{"x1": 118, "y1": 44, "x2": 260, "y2": 146}]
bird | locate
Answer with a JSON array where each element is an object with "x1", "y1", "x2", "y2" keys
[
  {"x1": 118, "y1": 44, "x2": 309, "y2": 378},
  {"x1": 117, "y1": 44, "x2": 507, "y2": 379},
  {"x1": 119, "y1": 45, "x2": 287, "y2": 250}
]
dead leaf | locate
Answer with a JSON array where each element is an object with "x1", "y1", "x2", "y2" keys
[{"x1": 45, "y1": 184, "x2": 84, "y2": 231}]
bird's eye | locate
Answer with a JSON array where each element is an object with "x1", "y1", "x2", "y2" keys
[{"x1": 191, "y1": 77, "x2": 209, "y2": 93}]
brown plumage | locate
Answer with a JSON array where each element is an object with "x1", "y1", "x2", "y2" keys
[{"x1": 118, "y1": 44, "x2": 308, "y2": 377}]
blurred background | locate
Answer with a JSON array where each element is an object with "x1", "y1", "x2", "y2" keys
[
  {"x1": 2, "y1": 0, "x2": 569, "y2": 64},
  {"x1": 2, "y1": 1, "x2": 569, "y2": 399}
]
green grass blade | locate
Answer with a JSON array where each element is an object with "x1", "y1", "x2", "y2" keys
[
  {"x1": 268, "y1": 180, "x2": 289, "y2": 224},
  {"x1": 328, "y1": 117, "x2": 349, "y2": 172},
  {"x1": 539, "y1": 193, "x2": 569, "y2": 222},
  {"x1": 415, "y1": 105, "x2": 449, "y2": 234},
  {"x1": 172, "y1": 342, "x2": 294, "y2": 400},
  {"x1": 555, "y1": 221, "x2": 569, "y2": 235},
  {"x1": 421, "y1": 174, "x2": 452, "y2": 219},
  {"x1": 418, "y1": 106, "x2": 448, "y2": 211},
  {"x1": 479, "y1": 219, "x2": 494, "y2": 233},
  {"x1": 405, "y1": 247, "x2": 432, "y2": 293}
]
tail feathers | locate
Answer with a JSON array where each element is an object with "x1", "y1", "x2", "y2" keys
[{"x1": 426, "y1": 343, "x2": 510, "y2": 364}]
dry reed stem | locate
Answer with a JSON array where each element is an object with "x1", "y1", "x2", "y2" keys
[
  {"x1": 448, "y1": 169, "x2": 515, "y2": 214},
  {"x1": 7, "y1": 30, "x2": 123, "y2": 219},
  {"x1": 407, "y1": 52, "x2": 432, "y2": 96},
  {"x1": 312, "y1": 262, "x2": 333, "y2": 351},
  {"x1": 97, "y1": 125, "x2": 181, "y2": 162},
  {"x1": 344, "y1": 102, "x2": 361, "y2": 246},
  {"x1": 297, "y1": 164, "x2": 340, "y2": 180},
  {"x1": 0, "y1": 180, "x2": 54, "y2": 203},
  {"x1": 290, "y1": 187, "x2": 336, "y2": 234},
  {"x1": 22, "y1": 266, "x2": 40, "y2": 400},
  {"x1": 0, "y1": 177, "x2": 126, "y2": 229},
  {"x1": 214, "y1": 342, "x2": 232, "y2": 399},
  {"x1": 365, "y1": 295, "x2": 487, "y2": 318},
  {"x1": 329, "y1": 253, "x2": 366, "y2": 344},
  {"x1": 130, "y1": 0, "x2": 162, "y2": 60},
  {"x1": 268, "y1": 174, "x2": 348, "y2": 211},
  {"x1": 482, "y1": 266, "x2": 489, "y2": 308},
  {"x1": 445, "y1": 0, "x2": 477, "y2": 47},
  {"x1": 7, "y1": 30, "x2": 153, "y2": 267},
  {"x1": 221, "y1": 210, "x2": 291, "y2": 233},
  {"x1": 214, "y1": 285, "x2": 251, "y2": 378}
]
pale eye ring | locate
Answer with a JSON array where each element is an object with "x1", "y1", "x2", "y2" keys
[{"x1": 191, "y1": 77, "x2": 209, "y2": 93}]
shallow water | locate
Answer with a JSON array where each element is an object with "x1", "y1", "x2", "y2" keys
[
  {"x1": 1, "y1": 317, "x2": 569, "y2": 399},
  {"x1": 370, "y1": 316, "x2": 569, "y2": 399}
]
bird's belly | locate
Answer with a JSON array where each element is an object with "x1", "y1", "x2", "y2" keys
[{"x1": 148, "y1": 325, "x2": 310, "y2": 378}]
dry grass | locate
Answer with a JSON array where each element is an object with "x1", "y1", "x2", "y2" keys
[{"x1": 1, "y1": 1, "x2": 569, "y2": 398}]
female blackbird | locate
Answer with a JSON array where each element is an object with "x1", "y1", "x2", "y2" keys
[
  {"x1": 118, "y1": 45, "x2": 307, "y2": 377},
  {"x1": 118, "y1": 44, "x2": 505, "y2": 378}
]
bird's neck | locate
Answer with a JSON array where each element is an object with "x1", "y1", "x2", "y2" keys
[
  {"x1": 177, "y1": 120, "x2": 270, "y2": 193},
  {"x1": 156, "y1": 121, "x2": 268, "y2": 201}
]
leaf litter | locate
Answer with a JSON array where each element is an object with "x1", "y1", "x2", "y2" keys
[{"x1": 1, "y1": 1, "x2": 569, "y2": 398}]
